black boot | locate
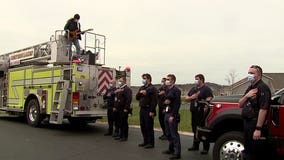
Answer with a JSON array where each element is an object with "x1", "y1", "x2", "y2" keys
[{"x1": 187, "y1": 142, "x2": 199, "y2": 151}]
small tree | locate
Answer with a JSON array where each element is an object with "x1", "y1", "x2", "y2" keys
[{"x1": 225, "y1": 69, "x2": 238, "y2": 85}]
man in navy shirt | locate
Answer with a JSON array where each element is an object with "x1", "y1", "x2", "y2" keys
[
  {"x1": 186, "y1": 74, "x2": 213, "y2": 155},
  {"x1": 239, "y1": 65, "x2": 271, "y2": 160},
  {"x1": 136, "y1": 73, "x2": 157, "y2": 149},
  {"x1": 103, "y1": 80, "x2": 118, "y2": 136},
  {"x1": 114, "y1": 77, "x2": 132, "y2": 141},
  {"x1": 162, "y1": 74, "x2": 181, "y2": 160},
  {"x1": 157, "y1": 77, "x2": 168, "y2": 140}
]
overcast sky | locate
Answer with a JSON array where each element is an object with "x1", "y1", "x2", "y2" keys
[{"x1": 0, "y1": 0, "x2": 284, "y2": 86}]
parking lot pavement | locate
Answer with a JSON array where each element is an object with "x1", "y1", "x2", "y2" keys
[{"x1": 0, "y1": 116, "x2": 212, "y2": 160}]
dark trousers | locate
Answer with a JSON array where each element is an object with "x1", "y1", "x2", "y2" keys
[
  {"x1": 118, "y1": 110, "x2": 129, "y2": 139},
  {"x1": 113, "y1": 110, "x2": 119, "y2": 135},
  {"x1": 107, "y1": 108, "x2": 114, "y2": 133},
  {"x1": 243, "y1": 119, "x2": 271, "y2": 160},
  {"x1": 165, "y1": 113, "x2": 181, "y2": 155},
  {"x1": 140, "y1": 107, "x2": 155, "y2": 145},
  {"x1": 158, "y1": 106, "x2": 166, "y2": 135},
  {"x1": 191, "y1": 109, "x2": 210, "y2": 151}
]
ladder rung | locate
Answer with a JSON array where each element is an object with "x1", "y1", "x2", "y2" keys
[
  {"x1": 64, "y1": 110, "x2": 72, "y2": 113},
  {"x1": 49, "y1": 120, "x2": 60, "y2": 124},
  {"x1": 51, "y1": 110, "x2": 59, "y2": 114},
  {"x1": 56, "y1": 90, "x2": 63, "y2": 93},
  {"x1": 53, "y1": 100, "x2": 59, "y2": 104}
]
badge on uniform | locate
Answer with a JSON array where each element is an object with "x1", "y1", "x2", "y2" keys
[{"x1": 166, "y1": 106, "x2": 169, "y2": 112}]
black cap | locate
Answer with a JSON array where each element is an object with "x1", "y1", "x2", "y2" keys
[{"x1": 74, "y1": 14, "x2": 80, "y2": 20}]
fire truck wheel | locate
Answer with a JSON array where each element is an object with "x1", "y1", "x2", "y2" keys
[
  {"x1": 213, "y1": 131, "x2": 244, "y2": 160},
  {"x1": 26, "y1": 99, "x2": 42, "y2": 127}
]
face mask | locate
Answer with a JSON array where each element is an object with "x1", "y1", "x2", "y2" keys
[
  {"x1": 194, "y1": 80, "x2": 199, "y2": 85},
  {"x1": 161, "y1": 82, "x2": 165, "y2": 86},
  {"x1": 165, "y1": 80, "x2": 170, "y2": 86},
  {"x1": 118, "y1": 81, "x2": 122, "y2": 86},
  {"x1": 142, "y1": 79, "x2": 146, "y2": 85},
  {"x1": 248, "y1": 74, "x2": 255, "y2": 83},
  {"x1": 109, "y1": 83, "x2": 113, "y2": 87}
]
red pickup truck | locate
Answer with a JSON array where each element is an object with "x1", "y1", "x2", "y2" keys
[{"x1": 196, "y1": 89, "x2": 284, "y2": 160}]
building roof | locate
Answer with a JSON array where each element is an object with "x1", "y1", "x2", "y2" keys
[
  {"x1": 263, "y1": 73, "x2": 284, "y2": 90},
  {"x1": 231, "y1": 74, "x2": 273, "y2": 90}
]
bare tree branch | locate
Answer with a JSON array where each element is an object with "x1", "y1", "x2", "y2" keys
[{"x1": 225, "y1": 69, "x2": 238, "y2": 85}]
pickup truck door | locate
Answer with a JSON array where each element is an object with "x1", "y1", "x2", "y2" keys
[{"x1": 269, "y1": 94, "x2": 284, "y2": 156}]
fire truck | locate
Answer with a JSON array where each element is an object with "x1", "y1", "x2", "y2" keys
[{"x1": 0, "y1": 30, "x2": 130, "y2": 127}]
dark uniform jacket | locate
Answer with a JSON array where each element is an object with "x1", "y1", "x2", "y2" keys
[
  {"x1": 241, "y1": 79, "x2": 271, "y2": 120},
  {"x1": 165, "y1": 85, "x2": 181, "y2": 118},
  {"x1": 103, "y1": 87, "x2": 116, "y2": 109},
  {"x1": 158, "y1": 85, "x2": 168, "y2": 109},
  {"x1": 136, "y1": 84, "x2": 158, "y2": 114},
  {"x1": 64, "y1": 18, "x2": 82, "y2": 40},
  {"x1": 187, "y1": 85, "x2": 213, "y2": 112},
  {"x1": 115, "y1": 84, "x2": 132, "y2": 111}
]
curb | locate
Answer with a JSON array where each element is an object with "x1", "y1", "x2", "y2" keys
[{"x1": 97, "y1": 122, "x2": 194, "y2": 136}]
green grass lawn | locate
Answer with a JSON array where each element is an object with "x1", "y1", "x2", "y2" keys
[{"x1": 99, "y1": 106, "x2": 192, "y2": 133}]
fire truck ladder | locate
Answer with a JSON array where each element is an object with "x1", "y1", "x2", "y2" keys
[{"x1": 49, "y1": 80, "x2": 71, "y2": 124}]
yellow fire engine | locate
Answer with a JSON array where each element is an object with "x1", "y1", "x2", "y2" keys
[{"x1": 0, "y1": 30, "x2": 130, "y2": 127}]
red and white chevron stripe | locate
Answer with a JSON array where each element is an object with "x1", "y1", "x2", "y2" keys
[{"x1": 98, "y1": 69, "x2": 113, "y2": 94}]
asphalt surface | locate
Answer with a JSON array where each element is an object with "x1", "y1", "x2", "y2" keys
[{"x1": 0, "y1": 116, "x2": 212, "y2": 160}]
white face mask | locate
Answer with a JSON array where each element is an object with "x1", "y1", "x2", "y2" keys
[
  {"x1": 142, "y1": 79, "x2": 146, "y2": 85},
  {"x1": 161, "y1": 82, "x2": 165, "y2": 86},
  {"x1": 165, "y1": 80, "x2": 171, "y2": 86},
  {"x1": 118, "y1": 81, "x2": 122, "y2": 86},
  {"x1": 248, "y1": 74, "x2": 255, "y2": 83},
  {"x1": 109, "y1": 83, "x2": 113, "y2": 87},
  {"x1": 194, "y1": 79, "x2": 199, "y2": 85}
]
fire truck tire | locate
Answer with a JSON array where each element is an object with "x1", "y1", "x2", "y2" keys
[
  {"x1": 213, "y1": 131, "x2": 244, "y2": 160},
  {"x1": 26, "y1": 99, "x2": 42, "y2": 127}
]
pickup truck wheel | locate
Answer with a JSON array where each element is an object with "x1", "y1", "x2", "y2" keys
[
  {"x1": 213, "y1": 131, "x2": 244, "y2": 160},
  {"x1": 26, "y1": 99, "x2": 42, "y2": 127}
]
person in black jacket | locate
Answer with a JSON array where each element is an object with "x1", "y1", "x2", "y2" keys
[
  {"x1": 157, "y1": 77, "x2": 168, "y2": 140},
  {"x1": 64, "y1": 14, "x2": 82, "y2": 60},
  {"x1": 162, "y1": 74, "x2": 181, "y2": 160},
  {"x1": 103, "y1": 80, "x2": 117, "y2": 136},
  {"x1": 136, "y1": 73, "x2": 158, "y2": 149},
  {"x1": 186, "y1": 74, "x2": 213, "y2": 155},
  {"x1": 114, "y1": 77, "x2": 132, "y2": 141},
  {"x1": 239, "y1": 65, "x2": 271, "y2": 160}
]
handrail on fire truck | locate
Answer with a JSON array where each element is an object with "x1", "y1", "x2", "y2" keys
[{"x1": 0, "y1": 29, "x2": 106, "y2": 70}]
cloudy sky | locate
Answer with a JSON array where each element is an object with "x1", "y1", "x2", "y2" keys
[{"x1": 0, "y1": 0, "x2": 284, "y2": 86}]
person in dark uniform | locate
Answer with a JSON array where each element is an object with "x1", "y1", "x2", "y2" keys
[
  {"x1": 186, "y1": 74, "x2": 213, "y2": 155},
  {"x1": 103, "y1": 80, "x2": 117, "y2": 136},
  {"x1": 162, "y1": 74, "x2": 181, "y2": 160},
  {"x1": 114, "y1": 77, "x2": 132, "y2": 141},
  {"x1": 136, "y1": 73, "x2": 158, "y2": 149},
  {"x1": 239, "y1": 65, "x2": 271, "y2": 160},
  {"x1": 157, "y1": 77, "x2": 168, "y2": 140},
  {"x1": 64, "y1": 14, "x2": 82, "y2": 60}
]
